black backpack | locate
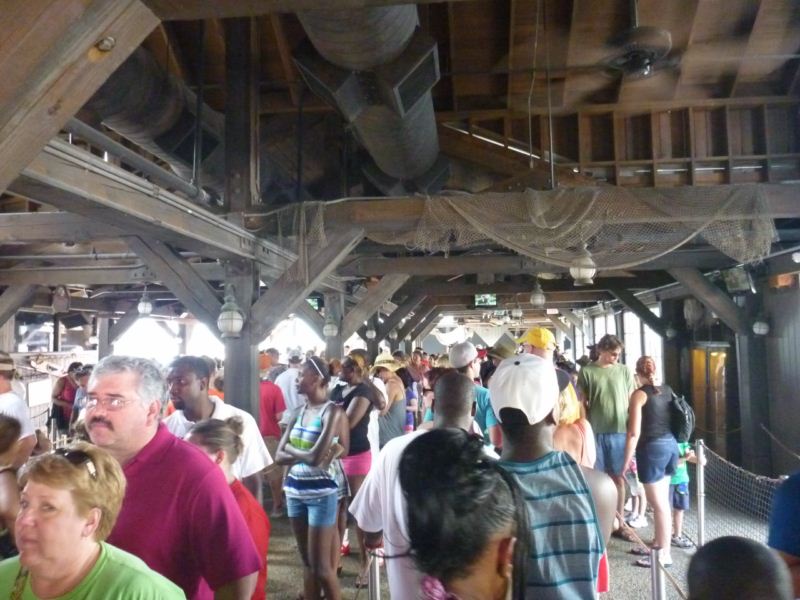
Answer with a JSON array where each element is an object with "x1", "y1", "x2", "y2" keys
[{"x1": 670, "y1": 391, "x2": 696, "y2": 443}]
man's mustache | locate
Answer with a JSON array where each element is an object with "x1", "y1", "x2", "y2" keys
[{"x1": 89, "y1": 417, "x2": 114, "y2": 430}]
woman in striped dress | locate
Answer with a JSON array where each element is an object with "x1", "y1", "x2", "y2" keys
[{"x1": 276, "y1": 356, "x2": 349, "y2": 600}]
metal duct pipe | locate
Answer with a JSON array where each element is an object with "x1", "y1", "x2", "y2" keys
[
  {"x1": 82, "y1": 48, "x2": 301, "y2": 204},
  {"x1": 83, "y1": 48, "x2": 228, "y2": 198},
  {"x1": 297, "y1": 7, "x2": 447, "y2": 191}
]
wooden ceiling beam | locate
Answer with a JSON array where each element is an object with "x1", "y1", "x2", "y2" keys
[
  {"x1": 269, "y1": 14, "x2": 299, "y2": 106},
  {"x1": 400, "y1": 276, "x2": 668, "y2": 296},
  {"x1": 0, "y1": 1, "x2": 158, "y2": 196},
  {"x1": 0, "y1": 286, "x2": 38, "y2": 328},
  {"x1": 251, "y1": 227, "x2": 363, "y2": 340},
  {"x1": 377, "y1": 293, "x2": 425, "y2": 341},
  {"x1": 668, "y1": 267, "x2": 750, "y2": 335},
  {"x1": 340, "y1": 274, "x2": 409, "y2": 341},
  {"x1": 0, "y1": 213, "x2": 125, "y2": 244},
  {"x1": 145, "y1": 0, "x2": 483, "y2": 20},
  {"x1": 437, "y1": 96, "x2": 797, "y2": 121}
]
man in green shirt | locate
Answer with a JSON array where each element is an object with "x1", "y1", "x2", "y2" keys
[{"x1": 577, "y1": 334, "x2": 635, "y2": 534}]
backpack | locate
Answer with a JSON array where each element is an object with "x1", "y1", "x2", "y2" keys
[{"x1": 670, "y1": 391, "x2": 695, "y2": 443}]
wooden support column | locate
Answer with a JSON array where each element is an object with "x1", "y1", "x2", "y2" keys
[
  {"x1": 547, "y1": 315, "x2": 573, "y2": 343},
  {"x1": 366, "y1": 315, "x2": 380, "y2": 362},
  {"x1": 294, "y1": 300, "x2": 324, "y2": 340},
  {"x1": 323, "y1": 292, "x2": 345, "y2": 360},
  {"x1": 224, "y1": 17, "x2": 259, "y2": 214},
  {"x1": 126, "y1": 237, "x2": 222, "y2": 335},
  {"x1": 340, "y1": 275, "x2": 409, "y2": 341},
  {"x1": 97, "y1": 317, "x2": 112, "y2": 359},
  {"x1": 178, "y1": 323, "x2": 188, "y2": 355},
  {"x1": 609, "y1": 286, "x2": 667, "y2": 338},
  {"x1": 251, "y1": 228, "x2": 363, "y2": 340},
  {"x1": 108, "y1": 308, "x2": 140, "y2": 344},
  {"x1": 0, "y1": 286, "x2": 37, "y2": 329},
  {"x1": 735, "y1": 332, "x2": 772, "y2": 475},
  {"x1": 410, "y1": 309, "x2": 441, "y2": 345},
  {"x1": 397, "y1": 305, "x2": 434, "y2": 343},
  {"x1": 0, "y1": 0, "x2": 158, "y2": 194},
  {"x1": 0, "y1": 319, "x2": 15, "y2": 352},
  {"x1": 561, "y1": 310, "x2": 586, "y2": 337},
  {"x1": 668, "y1": 268, "x2": 750, "y2": 335},
  {"x1": 377, "y1": 293, "x2": 425, "y2": 343},
  {"x1": 52, "y1": 315, "x2": 61, "y2": 352},
  {"x1": 223, "y1": 260, "x2": 259, "y2": 416}
]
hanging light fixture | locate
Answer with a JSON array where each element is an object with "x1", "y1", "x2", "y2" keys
[
  {"x1": 137, "y1": 284, "x2": 153, "y2": 316},
  {"x1": 389, "y1": 329, "x2": 398, "y2": 340},
  {"x1": 529, "y1": 280, "x2": 546, "y2": 308},
  {"x1": 570, "y1": 244, "x2": 597, "y2": 286},
  {"x1": 217, "y1": 284, "x2": 245, "y2": 338},
  {"x1": 752, "y1": 318, "x2": 770, "y2": 336},
  {"x1": 322, "y1": 312, "x2": 339, "y2": 337},
  {"x1": 511, "y1": 307, "x2": 523, "y2": 319},
  {"x1": 365, "y1": 327, "x2": 377, "y2": 340}
]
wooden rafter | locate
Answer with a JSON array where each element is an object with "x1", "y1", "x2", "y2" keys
[
  {"x1": 0, "y1": 0, "x2": 159, "y2": 195},
  {"x1": 270, "y1": 14, "x2": 299, "y2": 105}
]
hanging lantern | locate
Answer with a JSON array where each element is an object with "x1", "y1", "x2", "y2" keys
[
  {"x1": 529, "y1": 280, "x2": 546, "y2": 308},
  {"x1": 217, "y1": 284, "x2": 245, "y2": 338},
  {"x1": 365, "y1": 327, "x2": 377, "y2": 340},
  {"x1": 322, "y1": 313, "x2": 339, "y2": 337},
  {"x1": 570, "y1": 244, "x2": 597, "y2": 286},
  {"x1": 137, "y1": 286, "x2": 153, "y2": 316}
]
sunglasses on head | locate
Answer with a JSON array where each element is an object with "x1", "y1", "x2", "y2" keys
[{"x1": 54, "y1": 448, "x2": 97, "y2": 480}]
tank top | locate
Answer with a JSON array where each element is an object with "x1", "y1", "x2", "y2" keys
[
  {"x1": 378, "y1": 393, "x2": 406, "y2": 448},
  {"x1": 501, "y1": 451, "x2": 604, "y2": 600},
  {"x1": 283, "y1": 402, "x2": 338, "y2": 499},
  {"x1": 638, "y1": 384, "x2": 673, "y2": 442},
  {"x1": 332, "y1": 382, "x2": 372, "y2": 455}
]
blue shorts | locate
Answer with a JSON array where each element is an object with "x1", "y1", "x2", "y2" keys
[
  {"x1": 670, "y1": 482, "x2": 690, "y2": 511},
  {"x1": 595, "y1": 432, "x2": 627, "y2": 475},
  {"x1": 286, "y1": 492, "x2": 339, "y2": 527},
  {"x1": 636, "y1": 435, "x2": 679, "y2": 484}
]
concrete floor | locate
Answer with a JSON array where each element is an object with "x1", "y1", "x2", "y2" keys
[{"x1": 267, "y1": 512, "x2": 693, "y2": 599}]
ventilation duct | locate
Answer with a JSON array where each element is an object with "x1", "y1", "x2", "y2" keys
[
  {"x1": 82, "y1": 48, "x2": 307, "y2": 205},
  {"x1": 295, "y1": 7, "x2": 449, "y2": 195}
]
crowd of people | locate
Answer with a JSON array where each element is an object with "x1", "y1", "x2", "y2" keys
[{"x1": 0, "y1": 329, "x2": 792, "y2": 598}]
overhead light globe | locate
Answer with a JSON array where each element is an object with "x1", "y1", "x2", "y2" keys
[
  {"x1": 529, "y1": 281, "x2": 546, "y2": 308},
  {"x1": 322, "y1": 313, "x2": 339, "y2": 337},
  {"x1": 389, "y1": 329, "x2": 398, "y2": 340},
  {"x1": 570, "y1": 244, "x2": 596, "y2": 286},
  {"x1": 217, "y1": 284, "x2": 245, "y2": 338},
  {"x1": 752, "y1": 320, "x2": 770, "y2": 336},
  {"x1": 365, "y1": 327, "x2": 377, "y2": 340},
  {"x1": 511, "y1": 307, "x2": 523, "y2": 319},
  {"x1": 665, "y1": 325, "x2": 678, "y2": 340},
  {"x1": 137, "y1": 288, "x2": 153, "y2": 316}
]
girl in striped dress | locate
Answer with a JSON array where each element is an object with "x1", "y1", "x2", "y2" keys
[{"x1": 276, "y1": 356, "x2": 349, "y2": 600}]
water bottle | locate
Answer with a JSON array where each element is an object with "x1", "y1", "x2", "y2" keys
[{"x1": 404, "y1": 411, "x2": 415, "y2": 433}]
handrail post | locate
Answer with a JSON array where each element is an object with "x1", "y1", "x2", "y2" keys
[
  {"x1": 650, "y1": 547, "x2": 666, "y2": 600},
  {"x1": 368, "y1": 552, "x2": 380, "y2": 600}
]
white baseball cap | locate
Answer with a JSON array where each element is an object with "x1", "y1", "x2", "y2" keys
[
  {"x1": 489, "y1": 353, "x2": 559, "y2": 425},
  {"x1": 449, "y1": 341, "x2": 478, "y2": 370}
]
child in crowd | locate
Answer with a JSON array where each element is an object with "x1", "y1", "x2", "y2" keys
[{"x1": 671, "y1": 441, "x2": 698, "y2": 548}]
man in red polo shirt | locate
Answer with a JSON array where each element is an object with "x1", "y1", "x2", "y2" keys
[
  {"x1": 86, "y1": 355, "x2": 261, "y2": 600},
  {"x1": 259, "y1": 377, "x2": 286, "y2": 517}
]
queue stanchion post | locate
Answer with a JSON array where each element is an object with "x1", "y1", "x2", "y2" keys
[{"x1": 696, "y1": 439, "x2": 706, "y2": 547}]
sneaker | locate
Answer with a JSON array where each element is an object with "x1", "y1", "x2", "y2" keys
[
  {"x1": 671, "y1": 535, "x2": 694, "y2": 549},
  {"x1": 628, "y1": 515, "x2": 649, "y2": 529}
]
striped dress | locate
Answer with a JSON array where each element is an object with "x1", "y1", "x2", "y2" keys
[
  {"x1": 283, "y1": 402, "x2": 339, "y2": 499},
  {"x1": 500, "y1": 451, "x2": 604, "y2": 600}
]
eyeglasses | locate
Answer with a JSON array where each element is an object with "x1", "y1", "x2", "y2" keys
[
  {"x1": 84, "y1": 396, "x2": 135, "y2": 411},
  {"x1": 54, "y1": 448, "x2": 97, "y2": 479}
]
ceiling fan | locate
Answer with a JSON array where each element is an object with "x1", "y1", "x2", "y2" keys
[{"x1": 598, "y1": 0, "x2": 679, "y2": 80}]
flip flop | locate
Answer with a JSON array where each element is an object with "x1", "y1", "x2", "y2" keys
[
  {"x1": 611, "y1": 526, "x2": 638, "y2": 543},
  {"x1": 635, "y1": 557, "x2": 672, "y2": 568},
  {"x1": 629, "y1": 545, "x2": 651, "y2": 556}
]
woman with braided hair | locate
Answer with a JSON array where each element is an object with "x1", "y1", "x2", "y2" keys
[{"x1": 399, "y1": 428, "x2": 528, "y2": 600}]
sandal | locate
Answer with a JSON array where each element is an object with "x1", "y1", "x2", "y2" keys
[
  {"x1": 629, "y1": 545, "x2": 651, "y2": 556},
  {"x1": 635, "y1": 556, "x2": 672, "y2": 568},
  {"x1": 611, "y1": 526, "x2": 638, "y2": 543}
]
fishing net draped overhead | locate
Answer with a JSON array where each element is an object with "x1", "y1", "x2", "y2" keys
[{"x1": 273, "y1": 184, "x2": 777, "y2": 272}]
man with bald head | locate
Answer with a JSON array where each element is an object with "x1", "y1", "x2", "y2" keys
[{"x1": 349, "y1": 371, "x2": 479, "y2": 600}]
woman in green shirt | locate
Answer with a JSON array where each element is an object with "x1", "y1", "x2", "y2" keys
[{"x1": 0, "y1": 441, "x2": 184, "y2": 599}]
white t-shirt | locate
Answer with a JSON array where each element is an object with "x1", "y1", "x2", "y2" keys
[
  {"x1": 274, "y1": 367, "x2": 304, "y2": 415},
  {"x1": 368, "y1": 376, "x2": 388, "y2": 462},
  {"x1": 0, "y1": 390, "x2": 35, "y2": 440},
  {"x1": 350, "y1": 430, "x2": 425, "y2": 600},
  {"x1": 163, "y1": 397, "x2": 273, "y2": 479}
]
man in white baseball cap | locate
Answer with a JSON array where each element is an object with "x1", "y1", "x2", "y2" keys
[
  {"x1": 448, "y1": 341, "x2": 501, "y2": 449},
  {"x1": 490, "y1": 353, "x2": 616, "y2": 599}
]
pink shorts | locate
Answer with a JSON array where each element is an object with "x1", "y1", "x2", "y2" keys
[{"x1": 340, "y1": 450, "x2": 372, "y2": 477}]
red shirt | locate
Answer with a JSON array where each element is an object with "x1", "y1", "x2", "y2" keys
[
  {"x1": 258, "y1": 380, "x2": 286, "y2": 438},
  {"x1": 231, "y1": 479, "x2": 271, "y2": 599},
  {"x1": 108, "y1": 425, "x2": 262, "y2": 600}
]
